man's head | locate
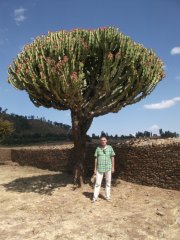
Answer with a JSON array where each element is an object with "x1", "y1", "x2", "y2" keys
[{"x1": 100, "y1": 136, "x2": 108, "y2": 147}]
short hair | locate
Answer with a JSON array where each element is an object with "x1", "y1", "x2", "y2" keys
[{"x1": 100, "y1": 135, "x2": 108, "y2": 140}]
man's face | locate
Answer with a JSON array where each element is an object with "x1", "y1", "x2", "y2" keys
[{"x1": 100, "y1": 137, "x2": 107, "y2": 147}]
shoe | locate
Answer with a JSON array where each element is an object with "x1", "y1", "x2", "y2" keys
[
  {"x1": 92, "y1": 197, "x2": 97, "y2": 203},
  {"x1": 105, "y1": 197, "x2": 112, "y2": 202}
]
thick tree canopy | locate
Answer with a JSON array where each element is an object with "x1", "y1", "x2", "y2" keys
[{"x1": 8, "y1": 27, "x2": 165, "y2": 118}]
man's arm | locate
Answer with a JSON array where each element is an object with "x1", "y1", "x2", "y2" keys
[
  {"x1": 94, "y1": 147, "x2": 98, "y2": 174},
  {"x1": 94, "y1": 157, "x2": 97, "y2": 174},
  {"x1": 110, "y1": 146, "x2": 115, "y2": 173},
  {"x1": 111, "y1": 156, "x2": 115, "y2": 173}
]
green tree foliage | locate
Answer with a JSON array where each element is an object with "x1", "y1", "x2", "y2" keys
[
  {"x1": 136, "y1": 131, "x2": 151, "y2": 138},
  {"x1": 0, "y1": 119, "x2": 14, "y2": 142},
  {"x1": 8, "y1": 27, "x2": 165, "y2": 116},
  {"x1": 159, "y1": 129, "x2": 179, "y2": 138},
  {"x1": 7, "y1": 27, "x2": 165, "y2": 186}
]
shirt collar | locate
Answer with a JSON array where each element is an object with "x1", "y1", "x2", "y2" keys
[{"x1": 100, "y1": 144, "x2": 108, "y2": 149}]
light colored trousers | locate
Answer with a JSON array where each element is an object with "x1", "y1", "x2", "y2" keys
[{"x1": 93, "y1": 169, "x2": 112, "y2": 200}]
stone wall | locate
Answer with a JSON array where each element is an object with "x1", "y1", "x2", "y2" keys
[
  {"x1": 112, "y1": 145, "x2": 180, "y2": 190},
  {"x1": 84, "y1": 141, "x2": 180, "y2": 191},
  {"x1": 11, "y1": 145, "x2": 74, "y2": 173},
  {"x1": 0, "y1": 148, "x2": 12, "y2": 165},
  {"x1": 1, "y1": 138, "x2": 180, "y2": 191}
]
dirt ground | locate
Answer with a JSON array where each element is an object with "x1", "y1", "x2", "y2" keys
[{"x1": 0, "y1": 165, "x2": 179, "y2": 240}]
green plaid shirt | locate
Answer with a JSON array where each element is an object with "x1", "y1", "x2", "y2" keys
[{"x1": 94, "y1": 145, "x2": 115, "y2": 173}]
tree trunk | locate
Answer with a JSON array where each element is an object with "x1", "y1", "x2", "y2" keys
[{"x1": 71, "y1": 110, "x2": 93, "y2": 188}]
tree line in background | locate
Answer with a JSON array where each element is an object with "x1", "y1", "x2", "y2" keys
[
  {"x1": 0, "y1": 107, "x2": 72, "y2": 145},
  {"x1": 92, "y1": 129, "x2": 179, "y2": 139},
  {"x1": 0, "y1": 107, "x2": 71, "y2": 128},
  {"x1": 0, "y1": 107, "x2": 179, "y2": 145}
]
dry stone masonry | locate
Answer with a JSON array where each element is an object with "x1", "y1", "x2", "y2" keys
[{"x1": 0, "y1": 138, "x2": 179, "y2": 190}]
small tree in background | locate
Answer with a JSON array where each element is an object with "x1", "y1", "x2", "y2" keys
[
  {"x1": 8, "y1": 27, "x2": 165, "y2": 187},
  {"x1": 0, "y1": 119, "x2": 14, "y2": 142}
]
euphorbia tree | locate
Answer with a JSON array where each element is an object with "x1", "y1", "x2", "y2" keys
[{"x1": 8, "y1": 27, "x2": 165, "y2": 186}]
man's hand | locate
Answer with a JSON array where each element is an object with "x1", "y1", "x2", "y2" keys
[
  {"x1": 94, "y1": 169, "x2": 97, "y2": 174},
  {"x1": 111, "y1": 168, "x2": 114, "y2": 173}
]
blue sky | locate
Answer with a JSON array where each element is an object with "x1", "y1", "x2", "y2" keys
[{"x1": 0, "y1": 0, "x2": 180, "y2": 136}]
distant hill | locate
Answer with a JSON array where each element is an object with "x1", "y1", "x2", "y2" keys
[{"x1": 0, "y1": 107, "x2": 72, "y2": 145}]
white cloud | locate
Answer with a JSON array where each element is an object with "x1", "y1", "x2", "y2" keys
[
  {"x1": 148, "y1": 124, "x2": 160, "y2": 131},
  {"x1": 143, "y1": 97, "x2": 180, "y2": 110},
  {"x1": 173, "y1": 97, "x2": 180, "y2": 101},
  {"x1": 147, "y1": 124, "x2": 160, "y2": 131},
  {"x1": 14, "y1": 7, "x2": 27, "y2": 25},
  {"x1": 146, "y1": 124, "x2": 160, "y2": 134},
  {"x1": 170, "y1": 47, "x2": 180, "y2": 55}
]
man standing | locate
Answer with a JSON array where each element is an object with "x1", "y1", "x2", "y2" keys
[{"x1": 92, "y1": 136, "x2": 115, "y2": 203}]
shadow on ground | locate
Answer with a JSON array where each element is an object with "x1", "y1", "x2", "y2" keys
[
  {"x1": 1, "y1": 172, "x2": 73, "y2": 195},
  {"x1": 1, "y1": 170, "x2": 122, "y2": 196},
  {"x1": 83, "y1": 191, "x2": 107, "y2": 200}
]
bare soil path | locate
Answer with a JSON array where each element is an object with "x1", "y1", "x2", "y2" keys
[{"x1": 0, "y1": 165, "x2": 179, "y2": 240}]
